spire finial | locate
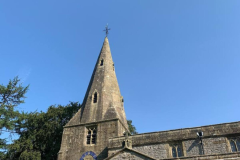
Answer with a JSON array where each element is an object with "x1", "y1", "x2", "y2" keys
[{"x1": 103, "y1": 23, "x2": 110, "y2": 37}]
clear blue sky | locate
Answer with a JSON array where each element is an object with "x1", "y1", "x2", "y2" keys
[{"x1": 1, "y1": 1, "x2": 240, "y2": 134}]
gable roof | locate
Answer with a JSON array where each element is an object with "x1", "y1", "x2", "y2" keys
[{"x1": 104, "y1": 147, "x2": 156, "y2": 160}]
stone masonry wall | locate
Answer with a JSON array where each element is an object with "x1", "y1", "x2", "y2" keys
[
  {"x1": 108, "y1": 122, "x2": 240, "y2": 159},
  {"x1": 110, "y1": 150, "x2": 152, "y2": 160},
  {"x1": 133, "y1": 143, "x2": 169, "y2": 159},
  {"x1": 203, "y1": 137, "x2": 229, "y2": 155},
  {"x1": 109, "y1": 138, "x2": 230, "y2": 159},
  {"x1": 59, "y1": 119, "x2": 127, "y2": 160},
  {"x1": 109, "y1": 122, "x2": 240, "y2": 148},
  {"x1": 183, "y1": 139, "x2": 202, "y2": 156},
  {"x1": 108, "y1": 138, "x2": 238, "y2": 160}
]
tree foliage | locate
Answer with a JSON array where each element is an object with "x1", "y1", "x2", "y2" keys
[
  {"x1": 0, "y1": 77, "x2": 138, "y2": 159},
  {"x1": 0, "y1": 76, "x2": 29, "y2": 131},
  {"x1": 127, "y1": 120, "x2": 138, "y2": 135},
  {"x1": 6, "y1": 102, "x2": 81, "y2": 160},
  {"x1": 0, "y1": 77, "x2": 29, "y2": 158}
]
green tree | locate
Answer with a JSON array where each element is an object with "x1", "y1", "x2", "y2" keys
[
  {"x1": 7, "y1": 102, "x2": 81, "y2": 160},
  {"x1": 127, "y1": 120, "x2": 138, "y2": 135},
  {"x1": 0, "y1": 77, "x2": 29, "y2": 158}
]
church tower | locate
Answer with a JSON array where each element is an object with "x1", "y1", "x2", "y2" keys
[{"x1": 58, "y1": 37, "x2": 129, "y2": 160}]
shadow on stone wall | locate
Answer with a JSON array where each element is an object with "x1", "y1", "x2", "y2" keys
[
  {"x1": 97, "y1": 147, "x2": 108, "y2": 160},
  {"x1": 187, "y1": 139, "x2": 203, "y2": 155}
]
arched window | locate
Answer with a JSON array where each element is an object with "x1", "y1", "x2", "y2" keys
[
  {"x1": 86, "y1": 130, "x2": 91, "y2": 144},
  {"x1": 86, "y1": 127, "x2": 97, "y2": 145},
  {"x1": 171, "y1": 144, "x2": 183, "y2": 158},
  {"x1": 93, "y1": 92, "x2": 97, "y2": 103},
  {"x1": 177, "y1": 146, "x2": 183, "y2": 157},
  {"x1": 92, "y1": 129, "x2": 97, "y2": 144},
  {"x1": 237, "y1": 139, "x2": 240, "y2": 151},
  {"x1": 172, "y1": 147, "x2": 177, "y2": 158},
  {"x1": 230, "y1": 140, "x2": 237, "y2": 152},
  {"x1": 113, "y1": 64, "x2": 115, "y2": 71},
  {"x1": 100, "y1": 59, "x2": 104, "y2": 66}
]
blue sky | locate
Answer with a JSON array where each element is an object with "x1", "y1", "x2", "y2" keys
[{"x1": 1, "y1": 0, "x2": 240, "y2": 135}]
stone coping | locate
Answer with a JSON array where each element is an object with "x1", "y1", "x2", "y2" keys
[
  {"x1": 161, "y1": 151, "x2": 240, "y2": 160},
  {"x1": 109, "y1": 121, "x2": 240, "y2": 148},
  {"x1": 110, "y1": 121, "x2": 240, "y2": 139},
  {"x1": 104, "y1": 147, "x2": 156, "y2": 160},
  {"x1": 106, "y1": 148, "x2": 240, "y2": 160}
]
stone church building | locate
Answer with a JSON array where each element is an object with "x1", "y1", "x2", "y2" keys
[{"x1": 58, "y1": 37, "x2": 240, "y2": 160}]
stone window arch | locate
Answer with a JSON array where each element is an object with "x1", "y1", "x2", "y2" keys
[
  {"x1": 86, "y1": 126, "x2": 97, "y2": 145},
  {"x1": 177, "y1": 146, "x2": 183, "y2": 157},
  {"x1": 100, "y1": 59, "x2": 104, "y2": 66},
  {"x1": 93, "y1": 91, "x2": 98, "y2": 103},
  {"x1": 92, "y1": 129, "x2": 97, "y2": 144},
  {"x1": 86, "y1": 130, "x2": 91, "y2": 145},
  {"x1": 170, "y1": 143, "x2": 183, "y2": 158},
  {"x1": 229, "y1": 138, "x2": 240, "y2": 152},
  {"x1": 172, "y1": 147, "x2": 177, "y2": 158},
  {"x1": 237, "y1": 139, "x2": 240, "y2": 151}
]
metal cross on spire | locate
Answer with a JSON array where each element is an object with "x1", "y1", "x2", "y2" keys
[{"x1": 103, "y1": 24, "x2": 110, "y2": 37}]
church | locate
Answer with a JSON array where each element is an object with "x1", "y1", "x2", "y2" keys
[{"x1": 58, "y1": 35, "x2": 240, "y2": 160}]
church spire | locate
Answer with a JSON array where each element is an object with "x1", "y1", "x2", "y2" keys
[{"x1": 66, "y1": 36, "x2": 128, "y2": 128}]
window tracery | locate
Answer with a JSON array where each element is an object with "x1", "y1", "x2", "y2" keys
[
  {"x1": 170, "y1": 144, "x2": 183, "y2": 158},
  {"x1": 229, "y1": 137, "x2": 240, "y2": 152},
  {"x1": 86, "y1": 126, "x2": 97, "y2": 145}
]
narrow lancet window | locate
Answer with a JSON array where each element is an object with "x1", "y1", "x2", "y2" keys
[
  {"x1": 87, "y1": 130, "x2": 91, "y2": 144},
  {"x1": 237, "y1": 139, "x2": 240, "y2": 151},
  {"x1": 93, "y1": 92, "x2": 98, "y2": 103},
  {"x1": 230, "y1": 140, "x2": 237, "y2": 152},
  {"x1": 177, "y1": 146, "x2": 183, "y2": 157},
  {"x1": 172, "y1": 147, "x2": 177, "y2": 158},
  {"x1": 92, "y1": 129, "x2": 97, "y2": 144},
  {"x1": 100, "y1": 59, "x2": 104, "y2": 66},
  {"x1": 113, "y1": 64, "x2": 115, "y2": 71}
]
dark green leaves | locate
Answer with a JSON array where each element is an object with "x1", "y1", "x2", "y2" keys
[
  {"x1": 0, "y1": 76, "x2": 29, "y2": 131},
  {"x1": 7, "y1": 102, "x2": 81, "y2": 160},
  {"x1": 127, "y1": 120, "x2": 138, "y2": 135},
  {"x1": 0, "y1": 77, "x2": 29, "y2": 158}
]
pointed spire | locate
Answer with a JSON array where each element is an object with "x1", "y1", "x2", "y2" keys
[{"x1": 66, "y1": 37, "x2": 128, "y2": 128}]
